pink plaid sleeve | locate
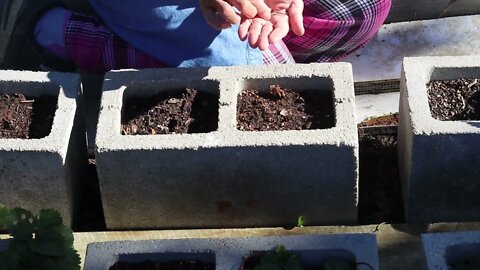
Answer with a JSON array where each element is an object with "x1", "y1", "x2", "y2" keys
[
  {"x1": 262, "y1": 40, "x2": 296, "y2": 64},
  {"x1": 284, "y1": 0, "x2": 392, "y2": 63}
]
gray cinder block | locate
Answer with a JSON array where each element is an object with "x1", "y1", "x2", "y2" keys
[
  {"x1": 422, "y1": 230, "x2": 480, "y2": 270},
  {"x1": 0, "y1": 70, "x2": 86, "y2": 226},
  {"x1": 398, "y1": 56, "x2": 480, "y2": 223},
  {"x1": 95, "y1": 63, "x2": 358, "y2": 229},
  {"x1": 84, "y1": 234, "x2": 378, "y2": 270}
]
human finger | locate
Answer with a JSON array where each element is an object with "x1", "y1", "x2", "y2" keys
[
  {"x1": 200, "y1": 0, "x2": 240, "y2": 29},
  {"x1": 212, "y1": 0, "x2": 241, "y2": 25},
  {"x1": 238, "y1": 16, "x2": 252, "y2": 40},
  {"x1": 227, "y1": 0, "x2": 258, "y2": 18},
  {"x1": 257, "y1": 21, "x2": 273, "y2": 51},
  {"x1": 201, "y1": 9, "x2": 233, "y2": 29},
  {"x1": 288, "y1": 0, "x2": 305, "y2": 36},
  {"x1": 247, "y1": 19, "x2": 265, "y2": 48},
  {"x1": 268, "y1": 16, "x2": 289, "y2": 44},
  {"x1": 249, "y1": 0, "x2": 272, "y2": 20}
]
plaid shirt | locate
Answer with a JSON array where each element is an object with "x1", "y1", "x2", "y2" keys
[
  {"x1": 66, "y1": 0, "x2": 391, "y2": 71},
  {"x1": 284, "y1": 0, "x2": 392, "y2": 63}
]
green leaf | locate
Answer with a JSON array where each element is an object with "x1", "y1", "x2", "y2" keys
[
  {"x1": 286, "y1": 256, "x2": 303, "y2": 270},
  {"x1": 0, "y1": 207, "x2": 81, "y2": 270},
  {"x1": 53, "y1": 248, "x2": 81, "y2": 270},
  {"x1": 254, "y1": 245, "x2": 304, "y2": 270},
  {"x1": 0, "y1": 205, "x2": 9, "y2": 229},
  {"x1": 6, "y1": 208, "x2": 35, "y2": 241},
  {"x1": 36, "y1": 210, "x2": 63, "y2": 231},
  {"x1": 7, "y1": 239, "x2": 30, "y2": 255},
  {"x1": 29, "y1": 226, "x2": 72, "y2": 256},
  {"x1": 297, "y1": 216, "x2": 305, "y2": 227},
  {"x1": 276, "y1": 245, "x2": 287, "y2": 253},
  {"x1": 29, "y1": 238, "x2": 66, "y2": 257},
  {"x1": 0, "y1": 251, "x2": 19, "y2": 270},
  {"x1": 21, "y1": 253, "x2": 57, "y2": 270},
  {"x1": 31, "y1": 209, "x2": 74, "y2": 257},
  {"x1": 56, "y1": 225, "x2": 75, "y2": 248},
  {"x1": 9, "y1": 241, "x2": 39, "y2": 269}
]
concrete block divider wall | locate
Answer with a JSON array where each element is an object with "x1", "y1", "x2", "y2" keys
[
  {"x1": 422, "y1": 230, "x2": 480, "y2": 270},
  {"x1": 84, "y1": 233, "x2": 378, "y2": 270},
  {"x1": 0, "y1": 70, "x2": 87, "y2": 226},
  {"x1": 398, "y1": 56, "x2": 480, "y2": 223},
  {"x1": 95, "y1": 63, "x2": 359, "y2": 229}
]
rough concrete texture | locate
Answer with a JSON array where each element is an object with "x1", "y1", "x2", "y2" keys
[
  {"x1": 95, "y1": 63, "x2": 358, "y2": 229},
  {"x1": 422, "y1": 230, "x2": 480, "y2": 270},
  {"x1": 84, "y1": 233, "x2": 378, "y2": 270},
  {"x1": 398, "y1": 56, "x2": 480, "y2": 223},
  {"x1": 0, "y1": 70, "x2": 86, "y2": 226},
  {"x1": 344, "y1": 15, "x2": 480, "y2": 82}
]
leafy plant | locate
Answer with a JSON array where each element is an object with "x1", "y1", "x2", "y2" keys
[
  {"x1": 254, "y1": 245, "x2": 303, "y2": 270},
  {"x1": 0, "y1": 204, "x2": 80, "y2": 270}
]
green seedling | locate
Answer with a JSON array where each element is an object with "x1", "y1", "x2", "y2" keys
[
  {"x1": 297, "y1": 216, "x2": 305, "y2": 227},
  {"x1": 0, "y1": 204, "x2": 81, "y2": 270},
  {"x1": 254, "y1": 245, "x2": 303, "y2": 270}
]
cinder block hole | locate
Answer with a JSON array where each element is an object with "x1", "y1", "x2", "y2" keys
[
  {"x1": 237, "y1": 77, "x2": 335, "y2": 131},
  {"x1": 427, "y1": 68, "x2": 480, "y2": 121},
  {"x1": 446, "y1": 243, "x2": 480, "y2": 268},
  {"x1": 242, "y1": 249, "x2": 356, "y2": 268},
  {"x1": 111, "y1": 252, "x2": 215, "y2": 269},
  {"x1": 121, "y1": 80, "x2": 220, "y2": 135},
  {"x1": 0, "y1": 82, "x2": 59, "y2": 139}
]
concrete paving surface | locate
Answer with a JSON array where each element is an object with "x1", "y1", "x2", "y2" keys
[
  {"x1": 346, "y1": 14, "x2": 480, "y2": 120},
  {"x1": 344, "y1": 14, "x2": 480, "y2": 82}
]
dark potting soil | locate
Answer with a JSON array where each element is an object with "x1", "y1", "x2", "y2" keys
[
  {"x1": 121, "y1": 89, "x2": 218, "y2": 135},
  {"x1": 109, "y1": 260, "x2": 215, "y2": 270},
  {"x1": 237, "y1": 85, "x2": 334, "y2": 131},
  {"x1": 240, "y1": 253, "x2": 355, "y2": 270},
  {"x1": 449, "y1": 257, "x2": 480, "y2": 270},
  {"x1": 427, "y1": 78, "x2": 480, "y2": 120},
  {"x1": 357, "y1": 116, "x2": 405, "y2": 225},
  {"x1": 0, "y1": 93, "x2": 57, "y2": 139},
  {"x1": 357, "y1": 113, "x2": 398, "y2": 127}
]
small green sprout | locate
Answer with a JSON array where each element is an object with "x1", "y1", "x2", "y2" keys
[{"x1": 297, "y1": 216, "x2": 305, "y2": 227}]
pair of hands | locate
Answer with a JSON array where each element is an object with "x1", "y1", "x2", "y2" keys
[{"x1": 200, "y1": 0, "x2": 305, "y2": 51}]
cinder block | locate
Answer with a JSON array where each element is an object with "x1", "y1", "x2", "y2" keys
[
  {"x1": 84, "y1": 233, "x2": 378, "y2": 270},
  {"x1": 96, "y1": 64, "x2": 358, "y2": 229},
  {"x1": 0, "y1": 70, "x2": 86, "y2": 226},
  {"x1": 398, "y1": 56, "x2": 480, "y2": 223},
  {"x1": 422, "y1": 231, "x2": 480, "y2": 270}
]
